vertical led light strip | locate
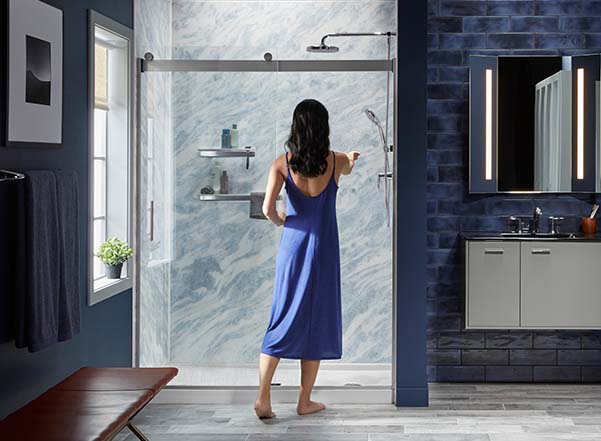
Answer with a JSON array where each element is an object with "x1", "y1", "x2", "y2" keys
[
  {"x1": 577, "y1": 68, "x2": 584, "y2": 180},
  {"x1": 485, "y1": 69, "x2": 493, "y2": 180}
]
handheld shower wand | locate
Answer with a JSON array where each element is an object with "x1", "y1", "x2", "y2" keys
[{"x1": 364, "y1": 109, "x2": 387, "y2": 149}]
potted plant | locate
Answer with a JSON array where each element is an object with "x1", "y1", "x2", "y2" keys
[{"x1": 96, "y1": 237, "x2": 134, "y2": 279}]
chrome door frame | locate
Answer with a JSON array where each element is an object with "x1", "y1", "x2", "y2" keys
[{"x1": 134, "y1": 56, "x2": 398, "y2": 403}]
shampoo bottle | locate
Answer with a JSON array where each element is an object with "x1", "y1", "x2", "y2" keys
[
  {"x1": 221, "y1": 129, "x2": 231, "y2": 149},
  {"x1": 230, "y1": 124, "x2": 239, "y2": 148}
]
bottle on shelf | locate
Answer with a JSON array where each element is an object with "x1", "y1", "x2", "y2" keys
[
  {"x1": 220, "y1": 170, "x2": 229, "y2": 194},
  {"x1": 230, "y1": 124, "x2": 239, "y2": 148},
  {"x1": 210, "y1": 160, "x2": 221, "y2": 193},
  {"x1": 221, "y1": 128, "x2": 231, "y2": 149}
]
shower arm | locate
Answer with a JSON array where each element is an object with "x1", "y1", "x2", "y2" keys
[{"x1": 319, "y1": 32, "x2": 397, "y2": 47}]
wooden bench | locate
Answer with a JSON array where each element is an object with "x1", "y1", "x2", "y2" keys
[{"x1": 0, "y1": 367, "x2": 178, "y2": 441}]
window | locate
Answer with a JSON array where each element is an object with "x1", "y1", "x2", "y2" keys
[{"x1": 89, "y1": 11, "x2": 133, "y2": 304}]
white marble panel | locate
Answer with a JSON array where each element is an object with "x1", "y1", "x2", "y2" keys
[{"x1": 168, "y1": 0, "x2": 396, "y2": 365}]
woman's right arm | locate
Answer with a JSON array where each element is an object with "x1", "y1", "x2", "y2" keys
[
  {"x1": 340, "y1": 151, "x2": 361, "y2": 175},
  {"x1": 262, "y1": 157, "x2": 286, "y2": 226}
]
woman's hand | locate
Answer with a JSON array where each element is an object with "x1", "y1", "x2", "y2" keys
[
  {"x1": 347, "y1": 151, "x2": 361, "y2": 164},
  {"x1": 342, "y1": 151, "x2": 361, "y2": 175},
  {"x1": 275, "y1": 211, "x2": 286, "y2": 227}
]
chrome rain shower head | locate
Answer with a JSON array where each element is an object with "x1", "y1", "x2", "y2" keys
[
  {"x1": 306, "y1": 32, "x2": 397, "y2": 53},
  {"x1": 306, "y1": 44, "x2": 340, "y2": 53}
]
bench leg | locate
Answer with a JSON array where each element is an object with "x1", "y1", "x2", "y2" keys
[{"x1": 127, "y1": 422, "x2": 150, "y2": 441}]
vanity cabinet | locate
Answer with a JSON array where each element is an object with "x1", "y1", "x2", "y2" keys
[
  {"x1": 521, "y1": 242, "x2": 601, "y2": 328},
  {"x1": 466, "y1": 241, "x2": 520, "y2": 328},
  {"x1": 465, "y1": 240, "x2": 601, "y2": 329}
]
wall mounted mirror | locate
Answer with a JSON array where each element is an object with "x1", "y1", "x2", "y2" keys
[{"x1": 470, "y1": 54, "x2": 601, "y2": 193}]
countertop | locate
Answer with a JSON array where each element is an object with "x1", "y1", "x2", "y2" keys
[{"x1": 460, "y1": 232, "x2": 601, "y2": 242}]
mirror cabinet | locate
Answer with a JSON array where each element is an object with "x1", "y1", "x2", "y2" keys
[{"x1": 470, "y1": 54, "x2": 601, "y2": 193}]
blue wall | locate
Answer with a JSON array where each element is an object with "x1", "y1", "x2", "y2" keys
[
  {"x1": 0, "y1": 0, "x2": 133, "y2": 419},
  {"x1": 396, "y1": 0, "x2": 429, "y2": 405},
  {"x1": 427, "y1": 0, "x2": 601, "y2": 382}
]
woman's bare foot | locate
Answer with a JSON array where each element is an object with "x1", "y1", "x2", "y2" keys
[
  {"x1": 296, "y1": 400, "x2": 326, "y2": 415},
  {"x1": 254, "y1": 400, "x2": 276, "y2": 419}
]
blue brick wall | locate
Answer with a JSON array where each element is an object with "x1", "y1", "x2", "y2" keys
[{"x1": 427, "y1": 0, "x2": 601, "y2": 382}]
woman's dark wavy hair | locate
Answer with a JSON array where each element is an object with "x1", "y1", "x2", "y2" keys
[{"x1": 286, "y1": 99, "x2": 330, "y2": 177}]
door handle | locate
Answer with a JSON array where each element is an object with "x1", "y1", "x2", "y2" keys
[
  {"x1": 531, "y1": 249, "x2": 550, "y2": 255},
  {"x1": 484, "y1": 248, "x2": 504, "y2": 255},
  {"x1": 150, "y1": 200, "x2": 154, "y2": 242}
]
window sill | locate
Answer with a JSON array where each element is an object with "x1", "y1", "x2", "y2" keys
[{"x1": 90, "y1": 276, "x2": 132, "y2": 306}]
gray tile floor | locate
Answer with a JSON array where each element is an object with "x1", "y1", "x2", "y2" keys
[{"x1": 115, "y1": 384, "x2": 601, "y2": 441}]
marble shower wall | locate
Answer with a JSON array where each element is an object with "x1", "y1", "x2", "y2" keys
[
  {"x1": 136, "y1": 0, "x2": 172, "y2": 367},
  {"x1": 169, "y1": 0, "x2": 396, "y2": 364}
]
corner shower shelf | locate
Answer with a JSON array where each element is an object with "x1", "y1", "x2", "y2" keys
[
  {"x1": 198, "y1": 148, "x2": 255, "y2": 158},
  {"x1": 199, "y1": 193, "x2": 282, "y2": 202},
  {"x1": 199, "y1": 194, "x2": 254, "y2": 202}
]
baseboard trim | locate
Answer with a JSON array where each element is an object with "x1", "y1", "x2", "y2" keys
[
  {"x1": 395, "y1": 386, "x2": 429, "y2": 407},
  {"x1": 154, "y1": 386, "x2": 393, "y2": 404}
]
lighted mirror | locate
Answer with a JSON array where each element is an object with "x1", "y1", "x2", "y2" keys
[{"x1": 470, "y1": 54, "x2": 601, "y2": 193}]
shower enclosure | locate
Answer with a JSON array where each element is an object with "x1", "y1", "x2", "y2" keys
[{"x1": 134, "y1": 53, "x2": 398, "y2": 402}]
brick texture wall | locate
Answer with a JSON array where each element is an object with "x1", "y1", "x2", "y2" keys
[{"x1": 427, "y1": 0, "x2": 601, "y2": 382}]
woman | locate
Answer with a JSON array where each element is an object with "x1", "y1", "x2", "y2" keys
[{"x1": 256, "y1": 99, "x2": 360, "y2": 419}]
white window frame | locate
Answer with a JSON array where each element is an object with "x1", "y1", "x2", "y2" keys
[{"x1": 88, "y1": 10, "x2": 134, "y2": 305}]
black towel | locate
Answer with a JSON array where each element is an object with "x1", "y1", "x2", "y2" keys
[
  {"x1": 55, "y1": 170, "x2": 80, "y2": 342},
  {"x1": 16, "y1": 171, "x2": 61, "y2": 352},
  {"x1": 0, "y1": 177, "x2": 25, "y2": 343}
]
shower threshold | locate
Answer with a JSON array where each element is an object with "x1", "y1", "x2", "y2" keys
[{"x1": 169, "y1": 362, "x2": 392, "y2": 387}]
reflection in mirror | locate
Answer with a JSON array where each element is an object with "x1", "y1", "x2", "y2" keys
[{"x1": 498, "y1": 57, "x2": 566, "y2": 192}]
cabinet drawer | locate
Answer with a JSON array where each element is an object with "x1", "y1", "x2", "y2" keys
[
  {"x1": 466, "y1": 241, "x2": 520, "y2": 328},
  {"x1": 521, "y1": 242, "x2": 601, "y2": 328}
]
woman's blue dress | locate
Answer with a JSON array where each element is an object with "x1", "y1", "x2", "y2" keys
[{"x1": 261, "y1": 151, "x2": 342, "y2": 360}]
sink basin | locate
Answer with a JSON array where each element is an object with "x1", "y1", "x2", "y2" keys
[{"x1": 499, "y1": 232, "x2": 575, "y2": 239}]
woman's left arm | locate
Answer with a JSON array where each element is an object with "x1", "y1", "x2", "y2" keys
[{"x1": 262, "y1": 159, "x2": 286, "y2": 226}]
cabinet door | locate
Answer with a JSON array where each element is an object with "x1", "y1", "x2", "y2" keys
[
  {"x1": 467, "y1": 241, "x2": 520, "y2": 328},
  {"x1": 521, "y1": 242, "x2": 601, "y2": 328}
]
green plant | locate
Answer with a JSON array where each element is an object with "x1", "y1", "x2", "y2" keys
[{"x1": 96, "y1": 237, "x2": 134, "y2": 266}]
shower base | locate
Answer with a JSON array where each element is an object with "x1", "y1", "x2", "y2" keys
[{"x1": 168, "y1": 362, "x2": 392, "y2": 388}]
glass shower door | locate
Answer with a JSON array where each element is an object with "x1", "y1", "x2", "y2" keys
[{"x1": 138, "y1": 66, "x2": 282, "y2": 386}]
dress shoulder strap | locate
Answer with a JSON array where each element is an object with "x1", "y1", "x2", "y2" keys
[
  {"x1": 285, "y1": 152, "x2": 291, "y2": 177},
  {"x1": 331, "y1": 151, "x2": 336, "y2": 179}
]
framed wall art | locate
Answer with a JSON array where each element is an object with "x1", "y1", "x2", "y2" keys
[{"x1": 5, "y1": 0, "x2": 63, "y2": 147}]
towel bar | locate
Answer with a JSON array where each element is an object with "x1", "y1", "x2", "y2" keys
[{"x1": 0, "y1": 170, "x2": 25, "y2": 182}]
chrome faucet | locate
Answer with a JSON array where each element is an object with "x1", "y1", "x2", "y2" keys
[
  {"x1": 548, "y1": 216, "x2": 565, "y2": 234},
  {"x1": 530, "y1": 206, "x2": 542, "y2": 234}
]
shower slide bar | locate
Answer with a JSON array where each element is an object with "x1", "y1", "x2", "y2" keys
[{"x1": 141, "y1": 58, "x2": 395, "y2": 73}]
